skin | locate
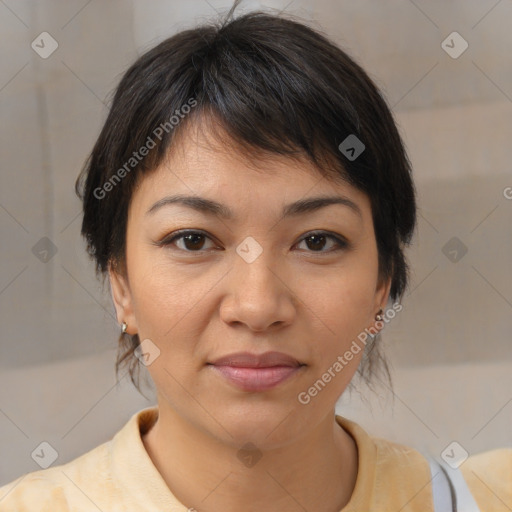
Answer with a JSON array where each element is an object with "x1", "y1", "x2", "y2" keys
[{"x1": 109, "y1": 120, "x2": 391, "y2": 512}]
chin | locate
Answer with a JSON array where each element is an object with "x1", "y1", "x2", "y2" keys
[{"x1": 206, "y1": 404, "x2": 306, "y2": 449}]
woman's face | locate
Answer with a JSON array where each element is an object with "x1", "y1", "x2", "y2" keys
[{"x1": 110, "y1": 122, "x2": 390, "y2": 448}]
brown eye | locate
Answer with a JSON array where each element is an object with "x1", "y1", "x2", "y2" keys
[
  {"x1": 304, "y1": 234, "x2": 328, "y2": 251},
  {"x1": 296, "y1": 232, "x2": 348, "y2": 253},
  {"x1": 159, "y1": 230, "x2": 216, "y2": 252},
  {"x1": 179, "y1": 233, "x2": 207, "y2": 251}
]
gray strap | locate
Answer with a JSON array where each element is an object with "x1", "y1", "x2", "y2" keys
[
  {"x1": 428, "y1": 457, "x2": 482, "y2": 512},
  {"x1": 441, "y1": 461, "x2": 481, "y2": 512},
  {"x1": 429, "y1": 458, "x2": 455, "y2": 511}
]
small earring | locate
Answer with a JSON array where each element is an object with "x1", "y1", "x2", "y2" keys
[
  {"x1": 121, "y1": 322, "x2": 128, "y2": 334},
  {"x1": 375, "y1": 309, "x2": 383, "y2": 322}
]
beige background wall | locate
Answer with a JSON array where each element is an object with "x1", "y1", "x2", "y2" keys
[{"x1": 1, "y1": 0, "x2": 511, "y2": 485}]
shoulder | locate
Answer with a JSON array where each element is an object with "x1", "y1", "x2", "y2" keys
[
  {"x1": 461, "y1": 447, "x2": 512, "y2": 510},
  {"x1": 337, "y1": 416, "x2": 434, "y2": 510},
  {"x1": 372, "y1": 437, "x2": 512, "y2": 510},
  {"x1": 371, "y1": 436, "x2": 434, "y2": 499},
  {"x1": 0, "y1": 407, "x2": 155, "y2": 512},
  {"x1": 338, "y1": 415, "x2": 430, "y2": 471},
  {"x1": 337, "y1": 415, "x2": 512, "y2": 511},
  {"x1": 0, "y1": 441, "x2": 110, "y2": 512},
  {"x1": 0, "y1": 471, "x2": 71, "y2": 511}
]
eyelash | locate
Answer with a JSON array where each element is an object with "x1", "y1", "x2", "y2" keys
[{"x1": 156, "y1": 229, "x2": 349, "y2": 254}]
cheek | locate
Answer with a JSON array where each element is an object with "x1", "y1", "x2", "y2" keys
[
  {"x1": 127, "y1": 250, "x2": 224, "y2": 367},
  {"x1": 131, "y1": 261, "x2": 202, "y2": 337},
  {"x1": 307, "y1": 284, "x2": 373, "y2": 382},
  {"x1": 299, "y1": 263, "x2": 379, "y2": 394},
  {"x1": 303, "y1": 258, "x2": 378, "y2": 336},
  {"x1": 302, "y1": 275, "x2": 375, "y2": 398}
]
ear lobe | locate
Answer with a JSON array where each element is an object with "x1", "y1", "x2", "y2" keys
[{"x1": 108, "y1": 266, "x2": 138, "y2": 335}]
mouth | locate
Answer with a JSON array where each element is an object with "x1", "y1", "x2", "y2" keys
[{"x1": 207, "y1": 351, "x2": 305, "y2": 392}]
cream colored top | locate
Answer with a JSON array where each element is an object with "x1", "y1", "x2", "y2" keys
[{"x1": 0, "y1": 406, "x2": 510, "y2": 511}]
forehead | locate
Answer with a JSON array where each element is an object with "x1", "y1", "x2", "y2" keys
[{"x1": 130, "y1": 118, "x2": 372, "y2": 219}]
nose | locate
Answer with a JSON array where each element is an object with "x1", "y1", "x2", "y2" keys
[{"x1": 219, "y1": 247, "x2": 296, "y2": 332}]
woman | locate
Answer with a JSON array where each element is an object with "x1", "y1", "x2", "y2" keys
[{"x1": 0, "y1": 2, "x2": 509, "y2": 511}]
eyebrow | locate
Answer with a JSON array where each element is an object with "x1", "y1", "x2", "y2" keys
[{"x1": 146, "y1": 193, "x2": 362, "y2": 220}]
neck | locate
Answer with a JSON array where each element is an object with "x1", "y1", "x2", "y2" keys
[{"x1": 142, "y1": 403, "x2": 358, "y2": 512}]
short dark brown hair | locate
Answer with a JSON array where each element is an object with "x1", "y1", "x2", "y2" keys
[{"x1": 76, "y1": 2, "x2": 417, "y2": 394}]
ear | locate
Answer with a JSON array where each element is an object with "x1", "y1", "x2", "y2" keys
[
  {"x1": 109, "y1": 265, "x2": 138, "y2": 335},
  {"x1": 375, "y1": 275, "x2": 392, "y2": 312}
]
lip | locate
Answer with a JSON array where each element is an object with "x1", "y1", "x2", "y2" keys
[
  {"x1": 208, "y1": 351, "x2": 304, "y2": 392},
  {"x1": 210, "y1": 351, "x2": 301, "y2": 368}
]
